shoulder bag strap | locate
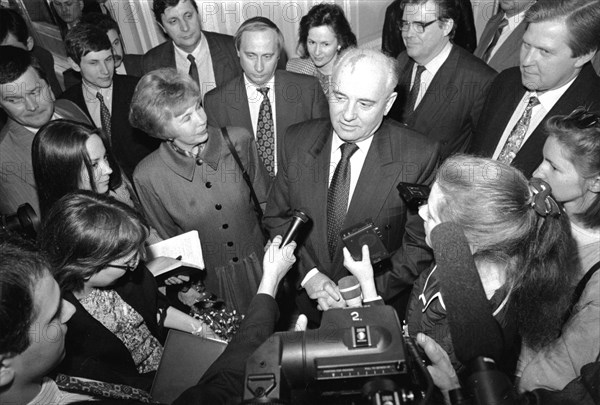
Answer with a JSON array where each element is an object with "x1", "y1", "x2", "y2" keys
[{"x1": 221, "y1": 127, "x2": 268, "y2": 239}]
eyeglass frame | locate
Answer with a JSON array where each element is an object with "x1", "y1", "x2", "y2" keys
[
  {"x1": 107, "y1": 250, "x2": 143, "y2": 272},
  {"x1": 399, "y1": 19, "x2": 440, "y2": 34}
]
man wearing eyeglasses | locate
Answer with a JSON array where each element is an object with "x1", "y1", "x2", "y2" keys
[
  {"x1": 386, "y1": 0, "x2": 496, "y2": 161},
  {"x1": 470, "y1": 0, "x2": 600, "y2": 178}
]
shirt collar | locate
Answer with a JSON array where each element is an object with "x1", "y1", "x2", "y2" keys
[
  {"x1": 82, "y1": 80, "x2": 113, "y2": 101},
  {"x1": 530, "y1": 75, "x2": 577, "y2": 111},
  {"x1": 506, "y1": 9, "x2": 528, "y2": 30},
  {"x1": 331, "y1": 129, "x2": 375, "y2": 155},
  {"x1": 243, "y1": 74, "x2": 276, "y2": 94},
  {"x1": 173, "y1": 34, "x2": 205, "y2": 60},
  {"x1": 422, "y1": 41, "x2": 453, "y2": 76}
]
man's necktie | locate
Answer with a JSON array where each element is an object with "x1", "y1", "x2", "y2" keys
[
  {"x1": 327, "y1": 142, "x2": 359, "y2": 259},
  {"x1": 405, "y1": 64, "x2": 426, "y2": 113},
  {"x1": 187, "y1": 54, "x2": 200, "y2": 87},
  {"x1": 256, "y1": 87, "x2": 275, "y2": 176},
  {"x1": 96, "y1": 92, "x2": 112, "y2": 141},
  {"x1": 482, "y1": 18, "x2": 508, "y2": 63},
  {"x1": 498, "y1": 96, "x2": 540, "y2": 164}
]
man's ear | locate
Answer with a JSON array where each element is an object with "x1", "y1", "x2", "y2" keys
[
  {"x1": 441, "y1": 18, "x2": 454, "y2": 38},
  {"x1": 157, "y1": 20, "x2": 167, "y2": 35},
  {"x1": 78, "y1": 0, "x2": 84, "y2": 11},
  {"x1": 574, "y1": 49, "x2": 595, "y2": 68},
  {"x1": 0, "y1": 354, "x2": 16, "y2": 389},
  {"x1": 384, "y1": 91, "x2": 398, "y2": 115},
  {"x1": 26, "y1": 36, "x2": 34, "y2": 51},
  {"x1": 68, "y1": 57, "x2": 81, "y2": 72}
]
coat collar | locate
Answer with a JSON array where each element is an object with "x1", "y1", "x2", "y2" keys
[{"x1": 158, "y1": 126, "x2": 222, "y2": 181}]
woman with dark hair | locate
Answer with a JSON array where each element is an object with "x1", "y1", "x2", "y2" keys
[
  {"x1": 518, "y1": 108, "x2": 600, "y2": 392},
  {"x1": 38, "y1": 190, "x2": 212, "y2": 391},
  {"x1": 344, "y1": 155, "x2": 577, "y2": 377},
  {"x1": 286, "y1": 3, "x2": 357, "y2": 95},
  {"x1": 130, "y1": 68, "x2": 269, "y2": 315},
  {"x1": 33, "y1": 120, "x2": 117, "y2": 213}
]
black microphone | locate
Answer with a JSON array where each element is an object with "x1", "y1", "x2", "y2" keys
[{"x1": 280, "y1": 210, "x2": 309, "y2": 246}]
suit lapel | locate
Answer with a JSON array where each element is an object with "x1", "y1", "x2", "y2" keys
[
  {"x1": 273, "y1": 71, "x2": 296, "y2": 159},
  {"x1": 74, "y1": 85, "x2": 93, "y2": 123},
  {"x1": 489, "y1": 21, "x2": 526, "y2": 68},
  {"x1": 475, "y1": 13, "x2": 503, "y2": 58},
  {"x1": 227, "y1": 76, "x2": 253, "y2": 130}
]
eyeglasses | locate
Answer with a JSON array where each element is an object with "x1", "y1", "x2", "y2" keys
[
  {"x1": 565, "y1": 107, "x2": 600, "y2": 129},
  {"x1": 107, "y1": 251, "x2": 142, "y2": 272},
  {"x1": 400, "y1": 19, "x2": 439, "y2": 34}
]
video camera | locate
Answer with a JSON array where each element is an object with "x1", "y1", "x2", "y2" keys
[{"x1": 242, "y1": 305, "x2": 433, "y2": 404}]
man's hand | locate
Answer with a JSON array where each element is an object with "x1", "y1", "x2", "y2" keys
[
  {"x1": 416, "y1": 333, "x2": 460, "y2": 395},
  {"x1": 257, "y1": 235, "x2": 297, "y2": 297},
  {"x1": 304, "y1": 271, "x2": 344, "y2": 310}
]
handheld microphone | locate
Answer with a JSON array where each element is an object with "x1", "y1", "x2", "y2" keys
[
  {"x1": 281, "y1": 210, "x2": 309, "y2": 246},
  {"x1": 338, "y1": 275, "x2": 363, "y2": 307}
]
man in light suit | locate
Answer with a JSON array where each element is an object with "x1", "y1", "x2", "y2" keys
[
  {"x1": 387, "y1": 0, "x2": 496, "y2": 160},
  {"x1": 204, "y1": 17, "x2": 329, "y2": 177},
  {"x1": 0, "y1": 46, "x2": 91, "y2": 215},
  {"x1": 142, "y1": 0, "x2": 242, "y2": 97},
  {"x1": 264, "y1": 48, "x2": 439, "y2": 326},
  {"x1": 61, "y1": 24, "x2": 159, "y2": 179},
  {"x1": 470, "y1": 0, "x2": 600, "y2": 178},
  {"x1": 473, "y1": 0, "x2": 536, "y2": 72}
]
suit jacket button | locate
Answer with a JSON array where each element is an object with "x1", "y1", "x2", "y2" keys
[
  {"x1": 206, "y1": 182, "x2": 212, "y2": 188},
  {"x1": 222, "y1": 224, "x2": 229, "y2": 229},
  {"x1": 215, "y1": 204, "x2": 222, "y2": 210}
]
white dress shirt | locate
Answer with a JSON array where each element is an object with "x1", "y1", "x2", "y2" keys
[
  {"x1": 245, "y1": 74, "x2": 278, "y2": 173},
  {"x1": 488, "y1": 10, "x2": 528, "y2": 60},
  {"x1": 411, "y1": 42, "x2": 453, "y2": 109},
  {"x1": 82, "y1": 81, "x2": 113, "y2": 130},
  {"x1": 174, "y1": 34, "x2": 216, "y2": 98}
]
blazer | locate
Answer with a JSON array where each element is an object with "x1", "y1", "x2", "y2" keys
[
  {"x1": 263, "y1": 118, "x2": 439, "y2": 322},
  {"x1": 63, "y1": 53, "x2": 144, "y2": 90},
  {"x1": 388, "y1": 45, "x2": 497, "y2": 160},
  {"x1": 59, "y1": 266, "x2": 169, "y2": 391},
  {"x1": 204, "y1": 70, "x2": 329, "y2": 172},
  {"x1": 142, "y1": 30, "x2": 242, "y2": 88},
  {"x1": 469, "y1": 63, "x2": 600, "y2": 177},
  {"x1": 0, "y1": 99, "x2": 91, "y2": 214},
  {"x1": 60, "y1": 75, "x2": 160, "y2": 179},
  {"x1": 474, "y1": 12, "x2": 527, "y2": 73}
]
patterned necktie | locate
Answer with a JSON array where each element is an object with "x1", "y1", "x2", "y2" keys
[
  {"x1": 327, "y1": 142, "x2": 359, "y2": 259},
  {"x1": 54, "y1": 373, "x2": 153, "y2": 402},
  {"x1": 187, "y1": 54, "x2": 200, "y2": 87},
  {"x1": 498, "y1": 96, "x2": 540, "y2": 164},
  {"x1": 96, "y1": 92, "x2": 112, "y2": 141},
  {"x1": 405, "y1": 64, "x2": 426, "y2": 113},
  {"x1": 256, "y1": 87, "x2": 275, "y2": 176},
  {"x1": 482, "y1": 18, "x2": 508, "y2": 62}
]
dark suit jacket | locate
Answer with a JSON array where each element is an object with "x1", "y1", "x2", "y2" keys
[
  {"x1": 474, "y1": 12, "x2": 527, "y2": 73},
  {"x1": 142, "y1": 31, "x2": 241, "y2": 89},
  {"x1": 469, "y1": 64, "x2": 600, "y2": 177},
  {"x1": 60, "y1": 75, "x2": 160, "y2": 179},
  {"x1": 204, "y1": 70, "x2": 329, "y2": 171},
  {"x1": 31, "y1": 45, "x2": 63, "y2": 97},
  {"x1": 63, "y1": 54, "x2": 144, "y2": 89},
  {"x1": 264, "y1": 118, "x2": 439, "y2": 322},
  {"x1": 388, "y1": 45, "x2": 497, "y2": 160},
  {"x1": 59, "y1": 266, "x2": 169, "y2": 391}
]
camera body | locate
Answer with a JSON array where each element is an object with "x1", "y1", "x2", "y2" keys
[{"x1": 242, "y1": 305, "x2": 424, "y2": 404}]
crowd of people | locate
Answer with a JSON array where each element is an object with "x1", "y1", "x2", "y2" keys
[{"x1": 1, "y1": 0, "x2": 599, "y2": 404}]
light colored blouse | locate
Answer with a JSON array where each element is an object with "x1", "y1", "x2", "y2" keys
[{"x1": 79, "y1": 288, "x2": 163, "y2": 374}]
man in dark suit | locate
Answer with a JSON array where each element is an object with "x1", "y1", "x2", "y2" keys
[
  {"x1": 473, "y1": 0, "x2": 535, "y2": 72},
  {"x1": 264, "y1": 48, "x2": 439, "y2": 325},
  {"x1": 204, "y1": 17, "x2": 329, "y2": 177},
  {"x1": 142, "y1": 0, "x2": 242, "y2": 97},
  {"x1": 470, "y1": 0, "x2": 600, "y2": 178},
  {"x1": 387, "y1": 0, "x2": 496, "y2": 160},
  {"x1": 63, "y1": 12, "x2": 144, "y2": 89},
  {"x1": 61, "y1": 24, "x2": 159, "y2": 179}
]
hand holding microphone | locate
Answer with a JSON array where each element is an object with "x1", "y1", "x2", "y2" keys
[{"x1": 281, "y1": 210, "x2": 309, "y2": 246}]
